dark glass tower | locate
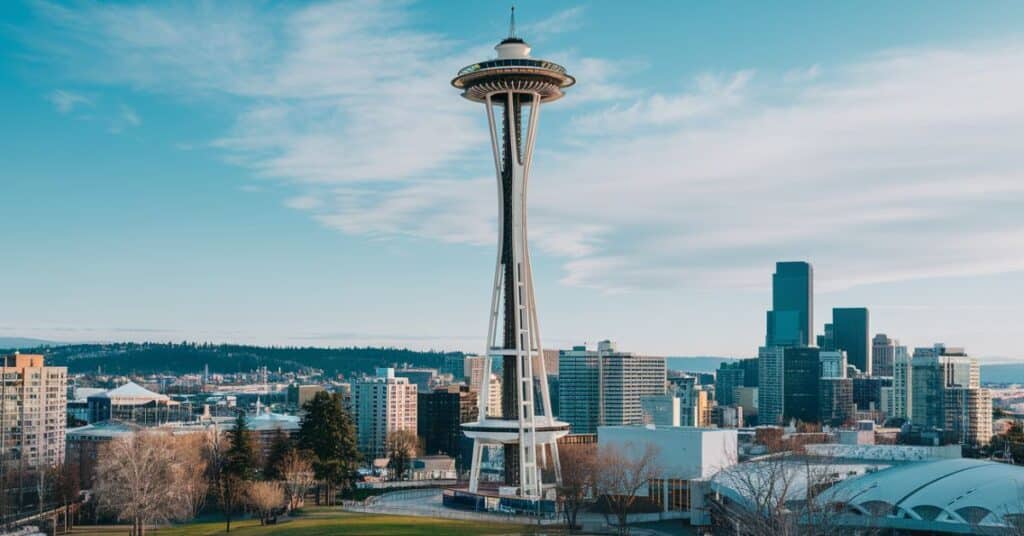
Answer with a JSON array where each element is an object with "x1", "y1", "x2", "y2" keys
[
  {"x1": 832, "y1": 307, "x2": 870, "y2": 375},
  {"x1": 783, "y1": 346, "x2": 821, "y2": 423},
  {"x1": 766, "y1": 261, "x2": 813, "y2": 347}
]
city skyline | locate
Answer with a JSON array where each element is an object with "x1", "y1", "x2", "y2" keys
[{"x1": 3, "y1": 1, "x2": 1024, "y2": 359}]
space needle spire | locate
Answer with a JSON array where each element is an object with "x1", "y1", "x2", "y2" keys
[{"x1": 452, "y1": 11, "x2": 574, "y2": 500}]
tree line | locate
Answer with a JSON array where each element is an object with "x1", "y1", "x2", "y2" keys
[{"x1": 91, "y1": 391, "x2": 358, "y2": 535}]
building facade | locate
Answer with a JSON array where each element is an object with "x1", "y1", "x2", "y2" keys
[
  {"x1": 872, "y1": 334, "x2": 898, "y2": 377},
  {"x1": 757, "y1": 346, "x2": 785, "y2": 425},
  {"x1": 910, "y1": 345, "x2": 990, "y2": 446},
  {"x1": 766, "y1": 261, "x2": 813, "y2": 347},
  {"x1": 558, "y1": 341, "x2": 667, "y2": 433},
  {"x1": 783, "y1": 347, "x2": 820, "y2": 424},
  {"x1": 417, "y1": 385, "x2": 477, "y2": 469},
  {"x1": 352, "y1": 368, "x2": 418, "y2": 458},
  {"x1": 831, "y1": 307, "x2": 871, "y2": 376},
  {"x1": 0, "y1": 353, "x2": 67, "y2": 469},
  {"x1": 894, "y1": 350, "x2": 913, "y2": 419}
]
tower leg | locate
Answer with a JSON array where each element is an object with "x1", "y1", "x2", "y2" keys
[{"x1": 469, "y1": 440, "x2": 483, "y2": 493}]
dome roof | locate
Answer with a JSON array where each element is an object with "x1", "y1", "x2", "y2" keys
[{"x1": 818, "y1": 458, "x2": 1024, "y2": 528}]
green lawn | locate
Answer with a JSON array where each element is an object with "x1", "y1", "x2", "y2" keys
[{"x1": 71, "y1": 509, "x2": 534, "y2": 536}]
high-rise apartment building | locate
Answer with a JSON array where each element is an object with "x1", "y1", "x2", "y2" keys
[
  {"x1": 783, "y1": 347, "x2": 820, "y2": 424},
  {"x1": 872, "y1": 334, "x2": 898, "y2": 377},
  {"x1": 766, "y1": 262, "x2": 813, "y2": 347},
  {"x1": 464, "y1": 356, "x2": 501, "y2": 417},
  {"x1": 558, "y1": 341, "x2": 667, "y2": 434},
  {"x1": 945, "y1": 387, "x2": 992, "y2": 446},
  {"x1": 910, "y1": 344, "x2": 990, "y2": 446},
  {"x1": 830, "y1": 308, "x2": 871, "y2": 375},
  {"x1": 352, "y1": 368, "x2": 417, "y2": 458},
  {"x1": 0, "y1": 353, "x2": 67, "y2": 469},
  {"x1": 758, "y1": 346, "x2": 785, "y2": 425}
]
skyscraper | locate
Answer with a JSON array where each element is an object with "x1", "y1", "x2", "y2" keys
[
  {"x1": 893, "y1": 348, "x2": 913, "y2": 419},
  {"x1": 910, "y1": 344, "x2": 990, "y2": 446},
  {"x1": 783, "y1": 347, "x2": 820, "y2": 424},
  {"x1": 453, "y1": 15, "x2": 572, "y2": 497},
  {"x1": 872, "y1": 333, "x2": 897, "y2": 377},
  {"x1": 766, "y1": 261, "x2": 814, "y2": 347},
  {"x1": 352, "y1": 368, "x2": 417, "y2": 458},
  {"x1": 757, "y1": 346, "x2": 785, "y2": 425},
  {"x1": 831, "y1": 308, "x2": 871, "y2": 375},
  {"x1": 558, "y1": 341, "x2": 667, "y2": 434}
]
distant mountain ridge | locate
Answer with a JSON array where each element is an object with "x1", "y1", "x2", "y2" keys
[
  {"x1": 666, "y1": 356, "x2": 739, "y2": 374},
  {"x1": 0, "y1": 337, "x2": 73, "y2": 349}
]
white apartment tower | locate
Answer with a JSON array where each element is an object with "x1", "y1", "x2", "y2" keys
[
  {"x1": 558, "y1": 340, "x2": 667, "y2": 433},
  {"x1": 352, "y1": 368, "x2": 417, "y2": 458},
  {"x1": 0, "y1": 353, "x2": 67, "y2": 469}
]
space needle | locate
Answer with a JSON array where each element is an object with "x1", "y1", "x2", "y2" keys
[{"x1": 453, "y1": 9, "x2": 573, "y2": 500}]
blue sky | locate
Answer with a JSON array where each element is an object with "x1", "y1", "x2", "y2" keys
[{"x1": 2, "y1": 1, "x2": 1023, "y2": 360}]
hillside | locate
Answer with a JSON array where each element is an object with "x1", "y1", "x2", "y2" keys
[{"x1": 0, "y1": 342, "x2": 462, "y2": 377}]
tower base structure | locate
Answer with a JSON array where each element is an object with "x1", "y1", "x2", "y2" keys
[{"x1": 463, "y1": 417, "x2": 569, "y2": 499}]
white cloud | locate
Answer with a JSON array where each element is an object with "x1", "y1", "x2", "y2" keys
[
  {"x1": 521, "y1": 7, "x2": 586, "y2": 40},
  {"x1": 47, "y1": 89, "x2": 90, "y2": 113},
  {"x1": 23, "y1": 1, "x2": 1024, "y2": 297}
]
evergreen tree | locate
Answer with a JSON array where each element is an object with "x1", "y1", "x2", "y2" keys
[
  {"x1": 263, "y1": 427, "x2": 292, "y2": 480},
  {"x1": 220, "y1": 411, "x2": 257, "y2": 532},
  {"x1": 298, "y1": 392, "x2": 359, "y2": 505}
]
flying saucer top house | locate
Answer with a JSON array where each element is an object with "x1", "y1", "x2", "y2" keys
[{"x1": 452, "y1": 10, "x2": 573, "y2": 500}]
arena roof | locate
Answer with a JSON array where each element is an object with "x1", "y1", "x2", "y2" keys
[{"x1": 818, "y1": 458, "x2": 1024, "y2": 530}]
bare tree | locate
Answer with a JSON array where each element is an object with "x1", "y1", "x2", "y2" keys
[
  {"x1": 557, "y1": 443, "x2": 597, "y2": 530},
  {"x1": 593, "y1": 442, "x2": 662, "y2": 536},
  {"x1": 93, "y1": 431, "x2": 191, "y2": 536},
  {"x1": 709, "y1": 452, "x2": 867, "y2": 536},
  {"x1": 279, "y1": 449, "x2": 316, "y2": 511},
  {"x1": 170, "y1": 434, "x2": 208, "y2": 519},
  {"x1": 246, "y1": 481, "x2": 284, "y2": 526},
  {"x1": 385, "y1": 430, "x2": 419, "y2": 481}
]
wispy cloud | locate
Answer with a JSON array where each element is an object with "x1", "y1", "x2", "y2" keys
[
  {"x1": 21, "y1": 1, "x2": 1024, "y2": 297},
  {"x1": 46, "y1": 89, "x2": 90, "y2": 113},
  {"x1": 521, "y1": 6, "x2": 586, "y2": 40},
  {"x1": 108, "y1": 104, "x2": 141, "y2": 133}
]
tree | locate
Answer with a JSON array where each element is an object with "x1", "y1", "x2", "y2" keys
[
  {"x1": 279, "y1": 449, "x2": 316, "y2": 511},
  {"x1": 263, "y1": 428, "x2": 292, "y2": 480},
  {"x1": 170, "y1": 434, "x2": 208, "y2": 519},
  {"x1": 557, "y1": 443, "x2": 596, "y2": 530},
  {"x1": 48, "y1": 462, "x2": 81, "y2": 532},
  {"x1": 246, "y1": 481, "x2": 284, "y2": 525},
  {"x1": 593, "y1": 442, "x2": 662, "y2": 536},
  {"x1": 298, "y1": 392, "x2": 359, "y2": 505},
  {"x1": 220, "y1": 411, "x2": 258, "y2": 532},
  {"x1": 93, "y1": 431, "x2": 191, "y2": 536},
  {"x1": 709, "y1": 452, "x2": 859, "y2": 536},
  {"x1": 385, "y1": 430, "x2": 419, "y2": 481}
]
